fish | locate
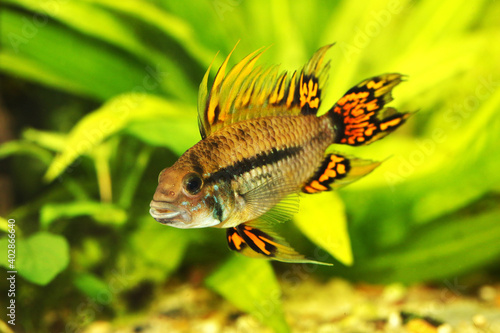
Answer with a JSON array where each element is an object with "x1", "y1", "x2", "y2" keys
[{"x1": 150, "y1": 43, "x2": 411, "y2": 264}]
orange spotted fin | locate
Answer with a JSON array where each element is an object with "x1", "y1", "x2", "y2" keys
[
  {"x1": 302, "y1": 153, "x2": 380, "y2": 194},
  {"x1": 330, "y1": 73, "x2": 411, "y2": 146},
  {"x1": 227, "y1": 221, "x2": 332, "y2": 265}
]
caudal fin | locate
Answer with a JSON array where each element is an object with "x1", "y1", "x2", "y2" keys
[{"x1": 329, "y1": 73, "x2": 411, "y2": 146}]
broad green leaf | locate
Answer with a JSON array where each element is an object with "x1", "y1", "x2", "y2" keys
[
  {"x1": 22, "y1": 128, "x2": 67, "y2": 152},
  {"x1": 349, "y1": 207, "x2": 500, "y2": 284},
  {"x1": 124, "y1": 117, "x2": 199, "y2": 155},
  {"x1": 117, "y1": 216, "x2": 191, "y2": 288},
  {"x1": 0, "y1": 232, "x2": 70, "y2": 285},
  {"x1": 0, "y1": 51, "x2": 89, "y2": 96},
  {"x1": 40, "y1": 201, "x2": 127, "y2": 228},
  {"x1": 0, "y1": 217, "x2": 9, "y2": 233},
  {"x1": 393, "y1": 32, "x2": 492, "y2": 102},
  {"x1": 0, "y1": 8, "x2": 163, "y2": 100},
  {"x1": 0, "y1": 140, "x2": 53, "y2": 164},
  {"x1": 4, "y1": 0, "x2": 154, "y2": 61},
  {"x1": 320, "y1": 0, "x2": 411, "y2": 103},
  {"x1": 295, "y1": 192, "x2": 353, "y2": 266},
  {"x1": 44, "y1": 94, "x2": 194, "y2": 181},
  {"x1": 206, "y1": 256, "x2": 290, "y2": 333},
  {"x1": 83, "y1": 0, "x2": 215, "y2": 67},
  {"x1": 337, "y1": 81, "x2": 500, "y2": 252},
  {"x1": 398, "y1": 0, "x2": 485, "y2": 54},
  {"x1": 130, "y1": 217, "x2": 190, "y2": 272},
  {"x1": 340, "y1": 85, "x2": 500, "y2": 250},
  {"x1": 3, "y1": 0, "x2": 197, "y2": 102}
]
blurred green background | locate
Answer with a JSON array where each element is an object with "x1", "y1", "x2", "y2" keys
[{"x1": 1, "y1": 0, "x2": 500, "y2": 331}]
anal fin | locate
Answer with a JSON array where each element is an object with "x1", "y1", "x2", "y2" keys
[
  {"x1": 302, "y1": 153, "x2": 380, "y2": 194},
  {"x1": 226, "y1": 221, "x2": 332, "y2": 265}
]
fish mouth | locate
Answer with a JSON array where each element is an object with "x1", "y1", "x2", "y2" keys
[{"x1": 149, "y1": 200, "x2": 191, "y2": 225}]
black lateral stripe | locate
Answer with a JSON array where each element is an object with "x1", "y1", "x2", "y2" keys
[{"x1": 206, "y1": 146, "x2": 303, "y2": 183}]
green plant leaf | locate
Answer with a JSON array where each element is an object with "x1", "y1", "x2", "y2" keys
[
  {"x1": 4, "y1": 0, "x2": 199, "y2": 102},
  {"x1": 349, "y1": 205, "x2": 500, "y2": 284},
  {"x1": 22, "y1": 128, "x2": 67, "y2": 153},
  {"x1": 0, "y1": 140, "x2": 53, "y2": 164},
  {"x1": 40, "y1": 201, "x2": 127, "y2": 228},
  {"x1": 0, "y1": 8, "x2": 165, "y2": 100},
  {"x1": 0, "y1": 217, "x2": 9, "y2": 233},
  {"x1": 206, "y1": 256, "x2": 290, "y2": 333},
  {"x1": 116, "y1": 216, "x2": 191, "y2": 289},
  {"x1": 43, "y1": 93, "x2": 194, "y2": 182},
  {"x1": 74, "y1": 272, "x2": 111, "y2": 300},
  {"x1": 0, "y1": 51, "x2": 89, "y2": 97},
  {"x1": 130, "y1": 217, "x2": 191, "y2": 273},
  {"x1": 294, "y1": 192, "x2": 353, "y2": 266},
  {"x1": 83, "y1": 0, "x2": 215, "y2": 67},
  {"x1": 118, "y1": 146, "x2": 154, "y2": 209},
  {"x1": 0, "y1": 232, "x2": 69, "y2": 285},
  {"x1": 124, "y1": 117, "x2": 199, "y2": 155},
  {"x1": 339, "y1": 85, "x2": 500, "y2": 254}
]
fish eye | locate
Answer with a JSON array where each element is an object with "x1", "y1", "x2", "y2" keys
[{"x1": 183, "y1": 173, "x2": 203, "y2": 195}]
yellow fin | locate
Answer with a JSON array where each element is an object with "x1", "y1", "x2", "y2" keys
[
  {"x1": 198, "y1": 51, "x2": 219, "y2": 139},
  {"x1": 241, "y1": 173, "x2": 297, "y2": 219},
  {"x1": 198, "y1": 43, "x2": 334, "y2": 137}
]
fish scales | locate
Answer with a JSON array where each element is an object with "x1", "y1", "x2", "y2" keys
[
  {"x1": 150, "y1": 44, "x2": 411, "y2": 263},
  {"x1": 178, "y1": 115, "x2": 333, "y2": 189}
]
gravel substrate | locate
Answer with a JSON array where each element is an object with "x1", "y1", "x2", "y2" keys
[{"x1": 84, "y1": 277, "x2": 500, "y2": 333}]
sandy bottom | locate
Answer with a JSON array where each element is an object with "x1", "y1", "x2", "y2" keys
[{"x1": 84, "y1": 277, "x2": 500, "y2": 333}]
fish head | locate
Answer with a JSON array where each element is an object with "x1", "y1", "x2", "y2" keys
[{"x1": 150, "y1": 166, "x2": 224, "y2": 228}]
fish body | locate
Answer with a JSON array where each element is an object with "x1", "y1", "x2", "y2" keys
[
  {"x1": 150, "y1": 44, "x2": 410, "y2": 264},
  {"x1": 153, "y1": 114, "x2": 332, "y2": 228}
]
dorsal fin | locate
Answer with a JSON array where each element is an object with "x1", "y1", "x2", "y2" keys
[{"x1": 198, "y1": 44, "x2": 334, "y2": 137}]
